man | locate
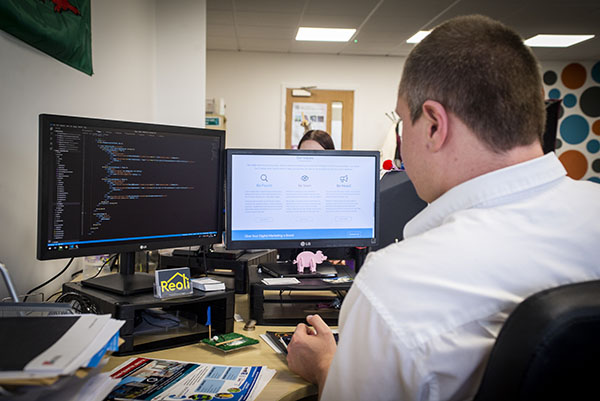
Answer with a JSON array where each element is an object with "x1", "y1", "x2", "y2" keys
[{"x1": 286, "y1": 15, "x2": 600, "y2": 401}]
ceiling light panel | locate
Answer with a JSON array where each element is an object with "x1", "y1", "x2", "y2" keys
[
  {"x1": 296, "y1": 27, "x2": 357, "y2": 42},
  {"x1": 406, "y1": 30, "x2": 431, "y2": 44},
  {"x1": 524, "y1": 34, "x2": 594, "y2": 47}
]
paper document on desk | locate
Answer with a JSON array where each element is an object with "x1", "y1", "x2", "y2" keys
[
  {"x1": 0, "y1": 363, "x2": 121, "y2": 401},
  {"x1": 107, "y1": 357, "x2": 276, "y2": 401},
  {"x1": 191, "y1": 277, "x2": 226, "y2": 291},
  {"x1": 0, "y1": 314, "x2": 125, "y2": 380},
  {"x1": 261, "y1": 277, "x2": 300, "y2": 285}
]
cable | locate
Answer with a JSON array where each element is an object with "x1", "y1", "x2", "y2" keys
[
  {"x1": 23, "y1": 258, "x2": 74, "y2": 302},
  {"x1": 55, "y1": 292, "x2": 98, "y2": 314},
  {"x1": 88, "y1": 254, "x2": 118, "y2": 280},
  {"x1": 202, "y1": 246, "x2": 208, "y2": 276},
  {"x1": 47, "y1": 290, "x2": 63, "y2": 302}
]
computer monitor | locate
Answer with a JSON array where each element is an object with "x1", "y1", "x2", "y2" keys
[
  {"x1": 37, "y1": 114, "x2": 225, "y2": 295},
  {"x1": 225, "y1": 149, "x2": 379, "y2": 253}
]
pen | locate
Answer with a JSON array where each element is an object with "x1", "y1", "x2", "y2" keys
[{"x1": 215, "y1": 337, "x2": 243, "y2": 346}]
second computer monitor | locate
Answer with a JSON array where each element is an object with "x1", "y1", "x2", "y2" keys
[{"x1": 226, "y1": 149, "x2": 380, "y2": 250}]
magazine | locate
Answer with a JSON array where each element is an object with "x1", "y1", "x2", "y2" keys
[
  {"x1": 261, "y1": 331, "x2": 339, "y2": 355},
  {"x1": 107, "y1": 357, "x2": 275, "y2": 401},
  {"x1": 262, "y1": 331, "x2": 294, "y2": 354}
]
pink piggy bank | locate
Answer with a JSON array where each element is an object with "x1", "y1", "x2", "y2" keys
[{"x1": 293, "y1": 250, "x2": 328, "y2": 273}]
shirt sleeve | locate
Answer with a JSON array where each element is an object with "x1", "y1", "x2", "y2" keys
[{"x1": 321, "y1": 286, "x2": 431, "y2": 401}]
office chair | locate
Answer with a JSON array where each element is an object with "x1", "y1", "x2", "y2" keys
[{"x1": 473, "y1": 279, "x2": 600, "y2": 401}]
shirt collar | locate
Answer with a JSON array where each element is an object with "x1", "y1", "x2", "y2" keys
[{"x1": 404, "y1": 153, "x2": 567, "y2": 237}]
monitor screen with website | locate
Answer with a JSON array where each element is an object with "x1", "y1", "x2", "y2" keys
[
  {"x1": 37, "y1": 114, "x2": 225, "y2": 294},
  {"x1": 225, "y1": 149, "x2": 379, "y2": 252}
]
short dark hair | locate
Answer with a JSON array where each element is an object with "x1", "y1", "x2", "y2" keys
[
  {"x1": 298, "y1": 130, "x2": 335, "y2": 150},
  {"x1": 399, "y1": 15, "x2": 545, "y2": 153}
]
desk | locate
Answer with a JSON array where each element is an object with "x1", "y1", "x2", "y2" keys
[{"x1": 103, "y1": 294, "x2": 319, "y2": 401}]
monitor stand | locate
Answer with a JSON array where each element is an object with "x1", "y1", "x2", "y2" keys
[
  {"x1": 260, "y1": 249, "x2": 338, "y2": 279},
  {"x1": 259, "y1": 261, "x2": 338, "y2": 278},
  {"x1": 81, "y1": 252, "x2": 154, "y2": 296}
]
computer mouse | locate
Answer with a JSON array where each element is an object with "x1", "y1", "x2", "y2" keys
[{"x1": 243, "y1": 319, "x2": 257, "y2": 331}]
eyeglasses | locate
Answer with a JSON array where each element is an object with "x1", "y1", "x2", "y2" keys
[{"x1": 394, "y1": 119, "x2": 405, "y2": 170}]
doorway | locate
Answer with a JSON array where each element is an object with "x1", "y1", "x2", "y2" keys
[{"x1": 285, "y1": 88, "x2": 354, "y2": 150}]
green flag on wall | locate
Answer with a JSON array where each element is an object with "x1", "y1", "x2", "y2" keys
[{"x1": 0, "y1": 0, "x2": 92, "y2": 75}]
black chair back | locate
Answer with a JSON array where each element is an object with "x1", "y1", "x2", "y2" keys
[{"x1": 474, "y1": 280, "x2": 600, "y2": 401}]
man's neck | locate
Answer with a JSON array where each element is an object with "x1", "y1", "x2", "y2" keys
[{"x1": 434, "y1": 140, "x2": 544, "y2": 202}]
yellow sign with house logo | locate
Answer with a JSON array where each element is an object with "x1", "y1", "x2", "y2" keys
[{"x1": 154, "y1": 267, "x2": 193, "y2": 298}]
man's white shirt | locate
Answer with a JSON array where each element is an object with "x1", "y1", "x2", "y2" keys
[{"x1": 322, "y1": 153, "x2": 600, "y2": 401}]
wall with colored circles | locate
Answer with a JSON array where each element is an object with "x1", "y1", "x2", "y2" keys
[{"x1": 541, "y1": 60, "x2": 600, "y2": 184}]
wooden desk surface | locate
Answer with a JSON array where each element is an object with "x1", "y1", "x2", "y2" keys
[{"x1": 103, "y1": 294, "x2": 319, "y2": 401}]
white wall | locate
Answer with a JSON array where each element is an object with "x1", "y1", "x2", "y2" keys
[
  {"x1": 0, "y1": 0, "x2": 206, "y2": 300},
  {"x1": 155, "y1": 0, "x2": 206, "y2": 127},
  {"x1": 206, "y1": 50, "x2": 405, "y2": 150}
]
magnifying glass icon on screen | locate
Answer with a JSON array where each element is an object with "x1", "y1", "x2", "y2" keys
[{"x1": 260, "y1": 174, "x2": 268, "y2": 182}]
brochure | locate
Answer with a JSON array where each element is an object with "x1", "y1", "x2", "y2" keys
[{"x1": 107, "y1": 357, "x2": 275, "y2": 401}]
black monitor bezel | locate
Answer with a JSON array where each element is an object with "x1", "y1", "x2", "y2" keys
[
  {"x1": 225, "y1": 148, "x2": 380, "y2": 250},
  {"x1": 37, "y1": 113, "x2": 226, "y2": 261}
]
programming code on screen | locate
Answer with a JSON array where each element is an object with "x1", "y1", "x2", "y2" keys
[{"x1": 46, "y1": 122, "x2": 221, "y2": 250}]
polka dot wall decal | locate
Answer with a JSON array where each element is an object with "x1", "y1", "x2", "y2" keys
[
  {"x1": 561, "y1": 63, "x2": 586, "y2": 89},
  {"x1": 558, "y1": 105, "x2": 564, "y2": 119},
  {"x1": 543, "y1": 70, "x2": 557, "y2": 85},
  {"x1": 587, "y1": 139, "x2": 600, "y2": 153},
  {"x1": 548, "y1": 88, "x2": 561, "y2": 99},
  {"x1": 555, "y1": 138, "x2": 562, "y2": 150},
  {"x1": 559, "y1": 150, "x2": 588, "y2": 179},
  {"x1": 589, "y1": 177, "x2": 600, "y2": 184},
  {"x1": 593, "y1": 120, "x2": 600, "y2": 136},
  {"x1": 580, "y1": 87, "x2": 600, "y2": 117},
  {"x1": 593, "y1": 159, "x2": 600, "y2": 173},
  {"x1": 563, "y1": 94, "x2": 577, "y2": 108},
  {"x1": 560, "y1": 115, "x2": 589, "y2": 144},
  {"x1": 592, "y1": 61, "x2": 600, "y2": 84}
]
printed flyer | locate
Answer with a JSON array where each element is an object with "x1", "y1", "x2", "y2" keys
[{"x1": 107, "y1": 357, "x2": 275, "y2": 401}]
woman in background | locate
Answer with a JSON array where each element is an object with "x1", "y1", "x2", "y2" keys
[
  {"x1": 298, "y1": 130, "x2": 335, "y2": 150},
  {"x1": 297, "y1": 129, "x2": 349, "y2": 267}
]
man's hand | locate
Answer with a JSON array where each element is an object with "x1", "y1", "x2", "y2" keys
[{"x1": 287, "y1": 314, "x2": 337, "y2": 393}]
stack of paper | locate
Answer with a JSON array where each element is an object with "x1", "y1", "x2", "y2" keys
[
  {"x1": 0, "y1": 314, "x2": 125, "y2": 401},
  {"x1": 191, "y1": 277, "x2": 225, "y2": 291},
  {"x1": 261, "y1": 277, "x2": 300, "y2": 285}
]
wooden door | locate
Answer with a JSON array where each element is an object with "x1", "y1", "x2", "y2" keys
[{"x1": 285, "y1": 89, "x2": 354, "y2": 149}]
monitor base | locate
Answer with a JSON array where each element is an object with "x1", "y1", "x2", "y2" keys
[{"x1": 81, "y1": 272, "x2": 154, "y2": 296}]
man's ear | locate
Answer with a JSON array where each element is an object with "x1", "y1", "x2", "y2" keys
[{"x1": 421, "y1": 100, "x2": 449, "y2": 152}]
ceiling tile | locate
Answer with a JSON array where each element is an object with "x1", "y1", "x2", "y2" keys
[
  {"x1": 207, "y1": 36, "x2": 238, "y2": 51},
  {"x1": 238, "y1": 38, "x2": 292, "y2": 52},
  {"x1": 206, "y1": 10, "x2": 234, "y2": 25},
  {"x1": 234, "y1": 0, "x2": 306, "y2": 14},
  {"x1": 207, "y1": 0, "x2": 600, "y2": 60},
  {"x1": 300, "y1": 14, "x2": 365, "y2": 28},
  {"x1": 207, "y1": 25, "x2": 236, "y2": 38},
  {"x1": 237, "y1": 25, "x2": 296, "y2": 39},
  {"x1": 235, "y1": 11, "x2": 299, "y2": 27}
]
